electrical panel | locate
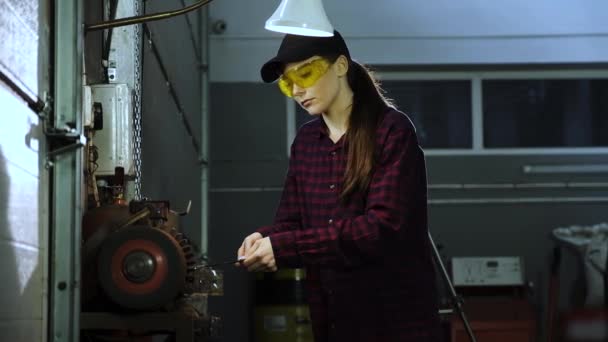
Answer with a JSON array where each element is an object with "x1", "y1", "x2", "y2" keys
[
  {"x1": 90, "y1": 83, "x2": 134, "y2": 176},
  {"x1": 451, "y1": 256, "x2": 524, "y2": 287}
]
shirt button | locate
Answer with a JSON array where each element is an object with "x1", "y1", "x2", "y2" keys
[
  {"x1": 331, "y1": 151, "x2": 336, "y2": 156},
  {"x1": 328, "y1": 219, "x2": 333, "y2": 224},
  {"x1": 329, "y1": 184, "x2": 335, "y2": 189}
]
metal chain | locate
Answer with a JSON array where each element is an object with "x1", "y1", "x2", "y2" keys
[{"x1": 133, "y1": 0, "x2": 143, "y2": 200}]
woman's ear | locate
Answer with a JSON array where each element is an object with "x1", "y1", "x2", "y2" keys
[{"x1": 335, "y1": 55, "x2": 349, "y2": 77}]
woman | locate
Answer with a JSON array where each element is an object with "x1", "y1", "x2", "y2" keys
[{"x1": 236, "y1": 30, "x2": 441, "y2": 341}]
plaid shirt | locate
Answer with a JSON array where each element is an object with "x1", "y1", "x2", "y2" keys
[{"x1": 257, "y1": 109, "x2": 441, "y2": 341}]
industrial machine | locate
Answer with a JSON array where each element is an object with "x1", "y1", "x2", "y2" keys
[
  {"x1": 78, "y1": 80, "x2": 221, "y2": 340},
  {"x1": 79, "y1": 166, "x2": 222, "y2": 341},
  {"x1": 547, "y1": 223, "x2": 608, "y2": 342},
  {"x1": 449, "y1": 256, "x2": 536, "y2": 342}
]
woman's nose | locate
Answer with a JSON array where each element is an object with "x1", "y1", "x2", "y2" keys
[{"x1": 292, "y1": 83, "x2": 305, "y2": 97}]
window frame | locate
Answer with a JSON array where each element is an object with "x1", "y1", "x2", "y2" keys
[{"x1": 377, "y1": 69, "x2": 608, "y2": 156}]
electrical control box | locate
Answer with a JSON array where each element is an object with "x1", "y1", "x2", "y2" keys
[
  {"x1": 89, "y1": 83, "x2": 134, "y2": 176},
  {"x1": 451, "y1": 256, "x2": 524, "y2": 287}
]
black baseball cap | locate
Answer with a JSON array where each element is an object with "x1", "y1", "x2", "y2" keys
[{"x1": 260, "y1": 30, "x2": 351, "y2": 83}]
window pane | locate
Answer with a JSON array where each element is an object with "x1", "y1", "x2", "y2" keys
[
  {"x1": 483, "y1": 79, "x2": 608, "y2": 148},
  {"x1": 382, "y1": 80, "x2": 472, "y2": 148},
  {"x1": 296, "y1": 80, "x2": 472, "y2": 149}
]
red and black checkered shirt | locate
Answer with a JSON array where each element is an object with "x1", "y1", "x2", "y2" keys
[{"x1": 257, "y1": 108, "x2": 441, "y2": 341}]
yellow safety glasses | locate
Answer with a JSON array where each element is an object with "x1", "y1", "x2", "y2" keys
[{"x1": 278, "y1": 58, "x2": 331, "y2": 98}]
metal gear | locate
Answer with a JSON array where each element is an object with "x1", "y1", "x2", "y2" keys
[{"x1": 169, "y1": 227, "x2": 198, "y2": 289}]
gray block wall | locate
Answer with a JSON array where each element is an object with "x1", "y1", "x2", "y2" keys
[
  {"x1": 140, "y1": 0, "x2": 203, "y2": 247},
  {"x1": 208, "y1": 83, "x2": 287, "y2": 342},
  {"x1": 208, "y1": 82, "x2": 608, "y2": 342}
]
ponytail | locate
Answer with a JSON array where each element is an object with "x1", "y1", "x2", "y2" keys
[{"x1": 340, "y1": 60, "x2": 392, "y2": 202}]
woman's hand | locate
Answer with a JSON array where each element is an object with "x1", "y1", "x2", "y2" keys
[
  {"x1": 237, "y1": 232, "x2": 263, "y2": 264},
  {"x1": 239, "y1": 236, "x2": 277, "y2": 272}
]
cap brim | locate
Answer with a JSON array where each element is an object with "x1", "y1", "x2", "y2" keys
[
  {"x1": 260, "y1": 58, "x2": 283, "y2": 83},
  {"x1": 260, "y1": 48, "x2": 314, "y2": 83}
]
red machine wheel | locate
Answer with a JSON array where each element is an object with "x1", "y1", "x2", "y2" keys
[{"x1": 97, "y1": 225, "x2": 187, "y2": 310}]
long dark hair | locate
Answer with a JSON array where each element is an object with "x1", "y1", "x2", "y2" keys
[{"x1": 325, "y1": 55, "x2": 393, "y2": 202}]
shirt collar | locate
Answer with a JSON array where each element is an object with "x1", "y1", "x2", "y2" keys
[{"x1": 317, "y1": 117, "x2": 328, "y2": 138}]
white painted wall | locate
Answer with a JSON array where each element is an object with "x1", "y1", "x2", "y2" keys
[
  {"x1": 0, "y1": 84, "x2": 47, "y2": 342},
  {"x1": 209, "y1": 0, "x2": 608, "y2": 82},
  {"x1": 0, "y1": 0, "x2": 49, "y2": 340}
]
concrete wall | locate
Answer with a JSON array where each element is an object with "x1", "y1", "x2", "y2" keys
[
  {"x1": 209, "y1": 0, "x2": 608, "y2": 82},
  {"x1": 140, "y1": 0, "x2": 203, "y2": 247},
  {"x1": 205, "y1": 1, "x2": 608, "y2": 341},
  {"x1": 0, "y1": 0, "x2": 49, "y2": 340}
]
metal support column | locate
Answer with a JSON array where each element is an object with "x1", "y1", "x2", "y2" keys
[{"x1": 49, "y1": 1, "x2": 84, "y2": 341}]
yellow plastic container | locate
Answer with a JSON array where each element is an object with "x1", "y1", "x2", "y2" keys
[{"x1": 254, "y1": 269, "x2": 313, "y2": 342}]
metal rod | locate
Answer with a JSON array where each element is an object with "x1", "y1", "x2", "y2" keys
[
  {"x1": 196, "y1": 259, "x2": 244, "y2": 269},
  {"x1": 200, "y1": 4, "x2": 210, "y2": 256},
  {"x1": 0, "y1": 67, "x2": 47, "y2": 115},
  {"x1": 118, "y1": 208, "x2": 151, "y2": 229},
  {"x1": 47, "y1": 135, "x2": 86, "y2": 159},
  {"x1": 86, "y1": 0, "x2": 215, "y2": 32},
  {"x1": 429, "y1": 231, "x2": 477, "y2": 342}
]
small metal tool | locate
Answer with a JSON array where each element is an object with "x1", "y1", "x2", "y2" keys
[{"x1": 197, "y1": 256, "x2": 246, "y2": 269}]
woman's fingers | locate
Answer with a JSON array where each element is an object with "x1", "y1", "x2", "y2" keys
[
  {"x1": 247, "y1": 255, "x2": 272, "y2": 272},
  {"x1": 236, "y1": 233, "x2": 263, "y2": 268},
  {"x1": 243, "y1": 237, "x2": 276, "y2": 272},
  {"x1": 235, "y1": 244, "x2": 245, "y2": 267},
  {"x1": 243, "y1": 233, "x2": 263, "y2": 255}
]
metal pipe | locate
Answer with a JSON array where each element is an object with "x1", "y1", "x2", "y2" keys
[
  {"x1": 200, "y1": 5, "x2": 210, "y2": 256},
  {"x1": 428, "y1": 182, "x2": 608, "y2": 190},
  {"x1": 429, "y1": 197, "x2": 608, "y2": 205},
  {"x1": 210, "y1": 181, "x2": 608, "y2": 193},
  {"x1": 209, "y1": 186, "x2": 608, "y2": 205},
  {"x1": 209, "y1": 187, "x2": 284, "y2": 193},
  {"x1": 86, "y1": 0, "x2": 215, "y2": 32},
  {"x1": 523, "y1": 164, "x2": 608, "y2": 174}
]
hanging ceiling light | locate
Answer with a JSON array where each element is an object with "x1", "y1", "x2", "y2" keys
[{"x1": 265, "y1": 0, "x2": 334, "y2": 37}]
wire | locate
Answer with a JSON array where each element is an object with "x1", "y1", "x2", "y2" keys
[
  {"x1": 85, "y1": 0, "x2": 215, "y2": 32},
  {"x1": 142, "y1": 23, "x2": 201, "y2": 156},
  {"x1": 179, "y1": 0, "x2": 201, "y2": 64},
  {"x1": 102, "y1": 0, "x2": 119, "y2": 78},
  {"x1": 89, "y1": 144, "x2": 99, "y2": 173}
]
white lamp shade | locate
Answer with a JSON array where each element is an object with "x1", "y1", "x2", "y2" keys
[{"x1": 265, "y1": 0, "x2": 334, "y2": 37}]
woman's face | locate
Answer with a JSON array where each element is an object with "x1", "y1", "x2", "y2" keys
[{"x1": 282, "y1": 56, "x2": 342, "y2": 115}]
